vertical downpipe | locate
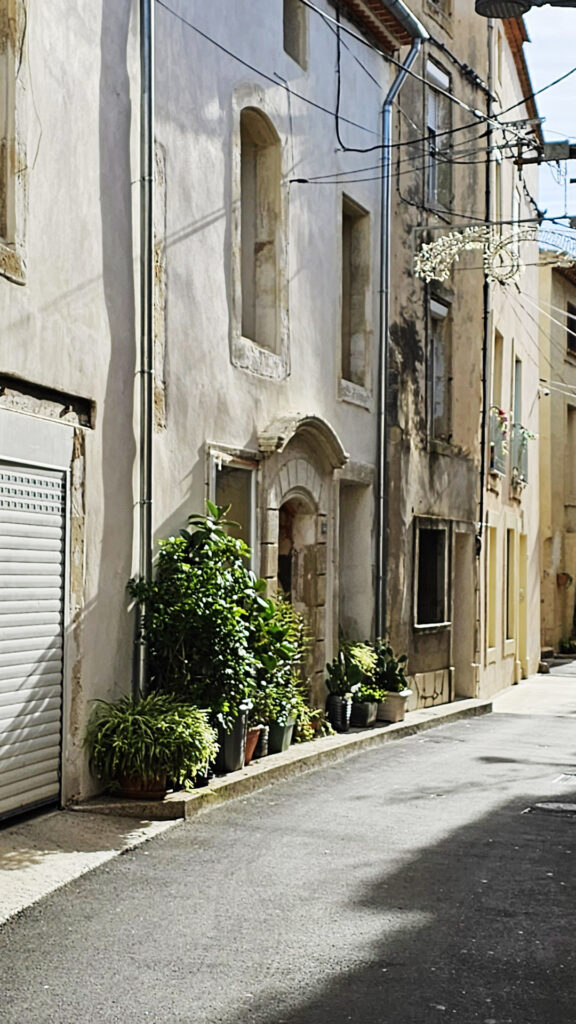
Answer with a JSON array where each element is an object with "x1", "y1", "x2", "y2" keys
[
  {"x1": 474, "y1": 19, "x2": 494, "y2": 680},
  {"x1": 135, "y1": 0, "x2": 154, "y2": 697},
  {"x1": 376, "y1": 37, "x2": 425, "y2": 638}
]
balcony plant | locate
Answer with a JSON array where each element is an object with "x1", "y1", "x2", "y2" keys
[
  {"x1": 373, "y1": 639, "x2": 412, "y2": 723},
  {"x1": 85, "y1": 693, "x2": 218, "y2": 798}
]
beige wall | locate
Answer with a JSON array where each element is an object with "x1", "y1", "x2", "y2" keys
[{"x1": 539, "y1": 263, "x2": 576, "y2": 651}]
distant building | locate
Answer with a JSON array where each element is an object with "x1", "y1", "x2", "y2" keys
[
  {"x1": 539, "y1": 258, "x2": 576, "y2": 653},
  {"x1": 384, "y1": 4, "x2": 541, "y2": 704}
]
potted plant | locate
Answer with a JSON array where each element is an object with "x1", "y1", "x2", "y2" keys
[
  {"x1": 294, "y1": 705, "x2": 334, "y2": 743},
  {"x1": 373, "y1": 639, "x2": 412, "y2": 723},
  {"x1": 325, "y1": 650, "x2": 362, "y2": 732},
  {"x1": 128, "y1": 503, "x2": 261, "y2": 773},
  {"x1": 250, "y1": 596, "x2": 308, "y2": 755},
  {"x1": 351, "y1": 682, "x2": 386, "y2": 727},
  {"x1": 340, "y1": 642, "x2": 385, "y2": 727},
  {"x1": 85, "y1": 693, "x2": 219, "y2": 798}
]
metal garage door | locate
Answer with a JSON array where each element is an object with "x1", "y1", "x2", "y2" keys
[{"x1": 0, "y1": 464, "x2": 66, "y2": 820}]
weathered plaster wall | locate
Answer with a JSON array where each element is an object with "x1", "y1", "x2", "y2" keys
[
  {"x1": 385, "y1": 0, "x2": 486, "y2": 706},
  {"x1": 480, "y1": 20, "x2": 541, "y2": 697},
  {"x1": 0, "y1": 1, "x2": 140, "y2": 801},
  {"x1": 539, "y1": 264, "x2": 576, "y2": 651}
]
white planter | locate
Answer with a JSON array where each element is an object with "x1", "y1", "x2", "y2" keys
[{"x1": 377, "y1": 689, "x2": 413, "y2": 724}]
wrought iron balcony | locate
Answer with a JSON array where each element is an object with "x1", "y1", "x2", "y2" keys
[
  {"x1": 489, "y1": 407, "x2": 507, "y2": 476},
  {"x1": 510, "y1": 422, "x2": 529, "y2": 485}
]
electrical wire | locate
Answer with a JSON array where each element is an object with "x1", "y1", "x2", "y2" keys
[
  {"x1": 156, "y1": 0, "x2": 542, "y2": 157},
  {"x1": 155, "y1": 0, "x2": 380, "y2": 136},
  {"x1": 498, "y1": 63, "x2": 576, "y2": 118}
]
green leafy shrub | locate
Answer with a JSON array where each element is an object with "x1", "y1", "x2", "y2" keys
[
  {"x1": 128, "y1": 503, "x2": 266, "y2": 728},
  {"x1": 373, "y1": 638, "x2": 408, "y2": 693},
  {"x1": 325, "y1": 650, "x2": 363, "y2": 697},
  {"x1": 294, "y1": 706, "x2": 335, "y2": 742},
  {"x1": 250, "y1": 596, "x2": 309, "y2": 726},
  {"x1": 352, "y1": 682, "x2": 387, "y2": 704},
  {"x1": 85, "y1": 693, "x2": 218, "y2": 786}
]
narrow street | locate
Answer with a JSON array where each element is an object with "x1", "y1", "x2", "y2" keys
[{"x1": 1, "y1": 677, "x2": 576, "y2": 1024}]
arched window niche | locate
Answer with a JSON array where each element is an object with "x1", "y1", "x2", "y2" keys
[{"x1": 231, "y1": 98, "x2": 289, "y2": 380}]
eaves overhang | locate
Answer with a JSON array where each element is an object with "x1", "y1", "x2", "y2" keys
[
  {"x1": 330, "y1": 0, "x2": 422, "y2": 53},
  {"x1": 502, "y1": 17, "x2": 543, "y2": 145}
]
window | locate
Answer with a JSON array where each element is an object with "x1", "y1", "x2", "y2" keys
[
  {"x1": 341, "y1": 195, "x2": 370, "y2": 387},
  {"x1": 426, "y1": 61, "x2": 452, "y2": 209},
  {"x1": 492, "y1": 329, "x2": 503, "y2": 409},
  {"x1": 505, "y1": 528, "x2": 515, "y2": 640},
  {"x1": 283, "y1": 0, "x2": 307, "y2": 69},
  {"x1": 240, "y1": 108, "x2": 281, "y2": 352},
  {"x1": 487, "y1": 526, "x2": 497, "y2": 649},
  {"x1": 415, "y1": 523, "x2": 448, "y2": 626},
  {"x1": 566, "y1": 406, "x2": 576, "y2": 500},
  {"x1": 212, "y1": 457, "x2": 256, "y2": 566},
  {"x1": 0, "y1": 0, "x2": 25, "y2": 283},
  {"x1": 429, "y1": 299, "x2": 451, "y2": 440},
  {"x1": 513, "y1": 356, "x2": 522, "y2": 425},
  {"x1": 567, "y1": 302, "x2": 576, "y2": 356},
  {"x1": 494, "y1": 153, "x2": 502, "y2": 229}
]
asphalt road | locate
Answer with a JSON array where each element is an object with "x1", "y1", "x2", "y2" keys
[{"x1": 1, "y1": 710, "x2": 576, "y2": 1024}]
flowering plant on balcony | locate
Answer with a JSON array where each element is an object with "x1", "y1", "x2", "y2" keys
[{"x1": 490, "y1": 406, "x2": 509, "y2": 454}]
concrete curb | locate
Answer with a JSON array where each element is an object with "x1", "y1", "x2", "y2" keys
[{"x1": 71, "y1": 697, "x2": 493, "y2": 821}]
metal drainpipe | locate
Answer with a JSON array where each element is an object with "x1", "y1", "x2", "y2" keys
[
  {"x1": 473, "y1": 18, "x2": 494, "y2": 684},
  {"x1": 134, "y1": 0, "x2": 154, "y2": 697},
  {"x1": 376, "y1": 30, "x2": 427, "y2": 639}
]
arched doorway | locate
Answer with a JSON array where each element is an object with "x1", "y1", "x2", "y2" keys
[
  {"x1": 258, "y1": 414, "x2": 349, "y2": 705},
  {"x1": 278, "y1": 494, "x2": 318, "y2": 685}
]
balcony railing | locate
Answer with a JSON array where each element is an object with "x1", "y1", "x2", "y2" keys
[
  {"x1": 510, "y1": 422, "x2": 529, "y2": 485},
  {"x1": 489, "y1": 407, "x2": 507, "y2": 475}
]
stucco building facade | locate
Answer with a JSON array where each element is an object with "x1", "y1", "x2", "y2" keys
[
  {"x1": 0, "y1": 0, "x2": 423, "y2": 818},
  {"x1": 539, "y1": 259, "x2": 576, "y2": 652},
  {"x1": 384, "y1": 2, "x2": 541, "y2": 705},
  {"x1": 0, "y1": 0, "x2": 544, "y2": 819}
]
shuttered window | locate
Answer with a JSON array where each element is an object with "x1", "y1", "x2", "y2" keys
[{"x1": 0, "y1": 464, "x2": 66, "y2": 819}]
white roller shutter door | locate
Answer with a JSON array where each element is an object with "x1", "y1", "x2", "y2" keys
[{"x1": 0, "y1": 464, "x2": 66, "y2": 819}]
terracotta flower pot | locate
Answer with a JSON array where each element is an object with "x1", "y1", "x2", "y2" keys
[
  {"x1": 244, "y1": 725, "x2": 263, "y2": 765},
  {"x1": 118, "y1": 774, "x2": 168, "y2": 800}
]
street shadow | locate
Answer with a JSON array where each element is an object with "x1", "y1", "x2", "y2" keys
[{"x1": 216, "y1": 784, "x2": 576, "y2": 1024}]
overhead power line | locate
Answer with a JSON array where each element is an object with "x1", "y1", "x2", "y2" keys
[{"x1": 155, "y1": 0, "x2": 542, "y2": 155}]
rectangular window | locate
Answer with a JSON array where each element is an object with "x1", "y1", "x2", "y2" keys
[
  {"x1": 240, "y1": 109, "x2": 281, "y2": 353},
  {"x1": 566, "y1": 406, "x2": 576, "y2": 500},
  {"x1": 426, "y1": 61, "x2": 452, "y2": 209},
  {"x1": 506, "y1": 528, "x2": 515, "y2": 641},
  {"x1": 567, "y1": 302, "x2": 576, "y2": 355},
  {"x1": 0, "y1": 0, "x2": 25, "y2": 283},
  {"x1": 211, "y1": 457, "x2": 256, "y2": 567},
  {"x1": 513, "y1": 356, "x2": 522, "y2": 425},
  {"x1": 283, "y1": 0, "x2": 307, "y2": 69},
  {"x1": 415, "y1": 524, "x2": 448, "y2": 626},
  {"x1": 487, "y1": 526, "x2": 497, "y2": 650},
  {"x1": 492, "y1": 329, "x2": 503, "y2": 409},
  {"x1": 341, "y1": 196, "x2": 370, "y2": 387},
  {"x1": 430, "y1": 299, "x2": 451, "y2": 440},
  {"x1": 494, "y1": 155, "x2": 502, "y2": 230}
]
